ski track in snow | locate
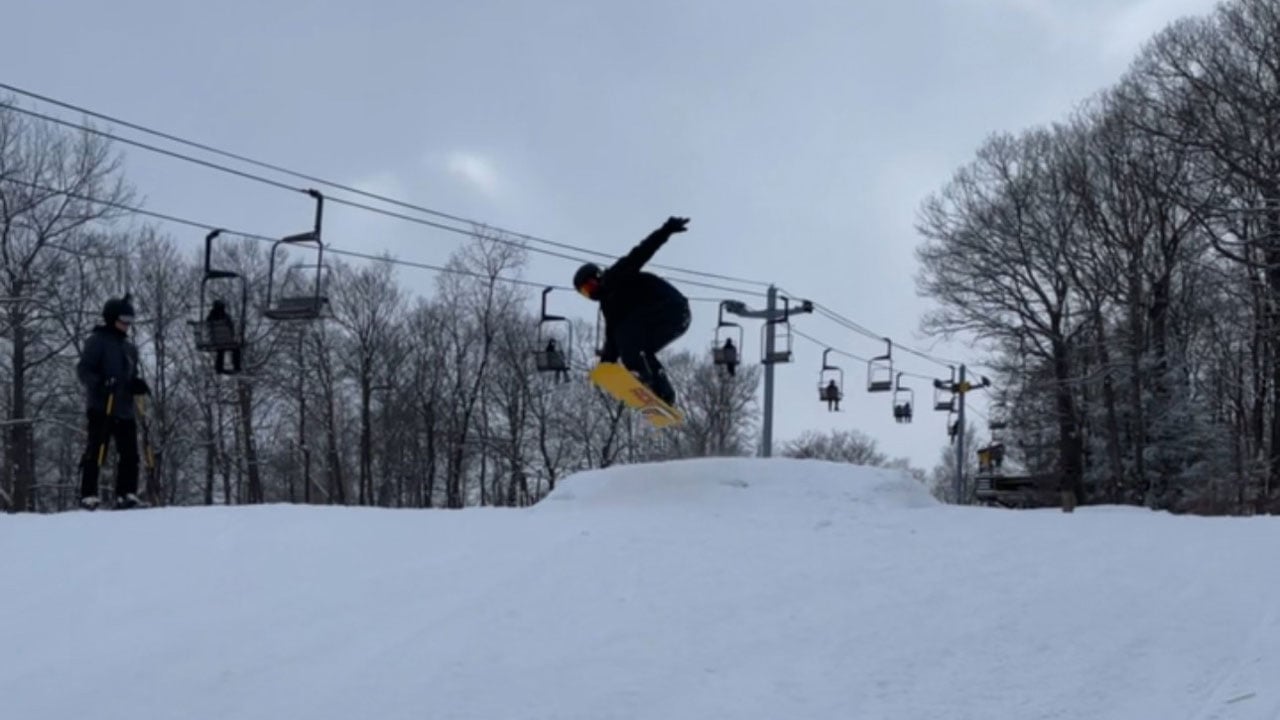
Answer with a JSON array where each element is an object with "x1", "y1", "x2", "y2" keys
[
  {"x1": 1182, "y1": 605, "x2": 1280, "y2": 720},
  {"x1": 2, "y1": 457, "x2": 1278, "y2": 720}
]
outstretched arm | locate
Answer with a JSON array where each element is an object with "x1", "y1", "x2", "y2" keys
[{"x1": 606, "y1": 217, "x2": 689, "y2": 279}]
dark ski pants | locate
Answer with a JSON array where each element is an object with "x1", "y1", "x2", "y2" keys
[
  {"x1": 215, "y1": 348, "x2": 242, "y2": 374},
  {"x1": 613, "y1": 299, "x2": 691, "y2": 398},
  {"x1": 80, "y1": 410, "x2": 139, "y2": 500}
]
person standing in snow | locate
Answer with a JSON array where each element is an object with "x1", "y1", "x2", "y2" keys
[
  {"x1": 573, "y1": 216, "x2": 692, "y2": 406},
  {"x1": 76, "y1": 295, "x2": 150, "y2": 510}
]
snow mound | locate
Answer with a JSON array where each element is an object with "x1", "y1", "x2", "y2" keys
[
  {"x1": 5, "y1": 456, "x2": 1280, "y2": 720},
  {"x1": 539, "y1": 456, "x2": 937, "y2": 513}
]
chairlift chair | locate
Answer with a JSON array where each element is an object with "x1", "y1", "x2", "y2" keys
[
  {"x1": 867, "y1": 338, "x2": 893, "y2": 392},
  {"x1": 264, "y1": 189, "x2": 331, "y2": 321},
  {"x1": 933, "y1": 366, "x2": 956, "y2": 412},
  {"x1": 188, "y1": 229, "x2": 248, "y2": 362},
  {"x1": 712, "y1": 301, "x2": 745, "y2": 369},
  {"x1": 817, "y1": 348, "x2": 843, "y2": 408},
  {"x1": 270, "y1": 262, "x2": 333, "y2": 319},
  {"x1": 533, "y1": 287, "x2": 572, "y2": 373},
  {"x1": 892, "y1": 372, "x2": 914, "y2": 423}
]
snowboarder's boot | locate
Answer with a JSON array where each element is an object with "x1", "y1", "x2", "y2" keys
[
  {"x1": 628, "y1": 353, "x2": 677, "y2": 407},
  {"x1": 80, "y1": 496, "x2": 101, "y2": 511},
  {"x1": 629, "y1": 369, "x2": 675, "y2": 406},
  {"x1": 115, "y1": 493, "x2": 147, "y2": 510},
  {"x1": 649, "y1": 368, "x2": 676, "y2": 407}
]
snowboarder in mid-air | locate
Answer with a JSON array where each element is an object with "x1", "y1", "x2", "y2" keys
[{"x1": 574, "y1": 216, "x2": 692, "y2": 406}]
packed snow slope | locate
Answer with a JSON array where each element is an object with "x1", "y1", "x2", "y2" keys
[{"x1": 3, "y1": 457, "x2": 1279, "y2": 720}]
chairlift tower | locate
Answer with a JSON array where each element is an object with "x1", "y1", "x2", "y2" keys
[
  {"x1": 934, "y1": 366, "x2": 990, "y2": 503},
  {"x1": 722, "y1": 285, "x2": 813, "y2": 458}
]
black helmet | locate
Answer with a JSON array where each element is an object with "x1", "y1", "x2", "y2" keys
[
  {"x1": 102, "y1": 295, "x2": 136, "y2": 324},
  {"x1": 573, "y1": 263, "x2": 602, "y2": 298}
]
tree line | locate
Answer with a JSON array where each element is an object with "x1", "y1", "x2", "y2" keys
[
  {"x1": 916, "y1": 0, "x2": 1280, "y2": 514},
  {"x1": 1, "y1": 97, "x2": 928, "y2": 513},
  {"x1": 37, "y1": 0, "x2": 1265, "y2": 516}
]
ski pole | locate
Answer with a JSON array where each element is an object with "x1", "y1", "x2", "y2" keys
[
  {"x1": 136, "y1": 394, "x2": 156, "y2": 476},
  {"x1": 133, "y1": 365, "x2": 161, "y2": 502},
  {"x1": 96, "y1": 379, "x2": 116, "y2": 467}
]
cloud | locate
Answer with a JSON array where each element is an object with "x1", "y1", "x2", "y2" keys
[{"x1": 444, "y1": 151, "x2": 501, "y2": 197}]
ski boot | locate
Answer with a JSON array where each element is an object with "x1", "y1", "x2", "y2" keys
[{"x1": 115, "y1": 493, "x2": 148, "y2": 510}]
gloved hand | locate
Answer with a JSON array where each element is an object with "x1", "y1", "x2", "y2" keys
[
  {"x1": 660, "y1": 216, "x2": 689, "y2": 235},
  {"x1": 130, "y1": 377, "x2": 150, "y2": 396}
]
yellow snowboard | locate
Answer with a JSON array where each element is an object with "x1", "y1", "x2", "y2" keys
[{"x1": 589, "y1": 362, "x2": 684, "y2": 428}]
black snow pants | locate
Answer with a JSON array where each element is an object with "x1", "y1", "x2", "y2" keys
[
  {"x1": 612, "y1": 298, "x2": 691, "y2": 403},
  {"x1": 80, "y1": 410, "x2": 139, "y2": 500}
]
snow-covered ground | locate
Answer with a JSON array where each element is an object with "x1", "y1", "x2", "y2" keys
[{"x1": 2, "y1": 457, "x2": 1278, "y2": 719}]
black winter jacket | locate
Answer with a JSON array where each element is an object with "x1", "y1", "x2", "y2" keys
[
  {"x1": 76, "y1": 325, "x2": 141, "y2": 419},
  {"x1": 597, "y1": 228, "x2": 688, "y2": 361}
]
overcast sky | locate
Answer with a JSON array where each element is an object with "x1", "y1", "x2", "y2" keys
[{"x1": 3, "y1": 0, "x2": 1222, "y2": 470}]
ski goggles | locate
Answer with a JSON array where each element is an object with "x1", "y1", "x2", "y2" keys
[{"x1": 576, "y1": 277, "x2": 600, "y2": 298}]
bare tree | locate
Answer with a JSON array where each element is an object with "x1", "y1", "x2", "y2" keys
[
  {"x1": 782, "y1": 429, "x2": 888, "y2": 467},
  {"x1": 0, "y1": 101, "x2": 133, "y2": 511},
  {"x1": 128, "y1": 228, "x2": 199, "y2": 505},
  {"x1": 1126, "y1": 1, "x2": 1280, "y2": 504},
  {"x1": 663, "y1": 350, "x2": 760, "y2": 457},
  {"x1": 434, "y1": 229, "x2": 526, "y2": 508},
  {"x1": 916, "y1": 127, "x2": 1090, "y2": 500},
  {"x1": 406, "y1": 299, "x2": 446, "y2": 507},
  {"x1": 332, "y1": 259, "x2": 406, "y2": 505}
]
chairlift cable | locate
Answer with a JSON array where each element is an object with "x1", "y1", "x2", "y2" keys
[
  {"x1": 0, "y1": 176, "x2": 763, "y2": 302},
  {"x1": 0, "y1": 85, "x2": 773, "y2": 289},
  {"x1": 775, "y1": 286, "x2": 960, "y2": 369},
  {"x1": 0, "y1": 176, "x2": 555, "y2": 291},
  {"x1": 792, "y1": 328, "x2": 935, "y2": 382}
]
